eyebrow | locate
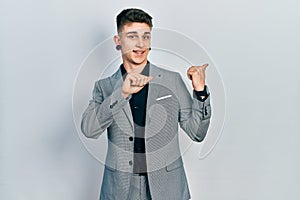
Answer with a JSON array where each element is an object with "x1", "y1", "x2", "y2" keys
[{"x1": 125, "y1": 31, "x2": 151, "y2": 35}]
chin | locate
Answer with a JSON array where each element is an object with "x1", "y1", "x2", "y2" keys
[
  {"x1": 133, "y1": 59, "x2": 147, "y2": 65},
  {"x1": 131, "y1": 56, "x2": 147, "y2": 65}
]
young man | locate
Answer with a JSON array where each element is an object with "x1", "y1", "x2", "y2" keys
[{"x1": 81, "y1": 8, "x2": 211, "y2": 200}]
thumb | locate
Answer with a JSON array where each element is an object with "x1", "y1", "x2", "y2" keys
[{"x1": 202, "y1": 63, "x2": 209, "y2": 69}]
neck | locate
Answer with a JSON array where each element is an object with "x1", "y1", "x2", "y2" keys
[{"x1": 122, "y1": 59, "x2": 148, "y2": 74}]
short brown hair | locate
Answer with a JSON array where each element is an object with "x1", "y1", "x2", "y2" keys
[{"x1": 116, "y1": 8, "x2": 153, "y2": 33}]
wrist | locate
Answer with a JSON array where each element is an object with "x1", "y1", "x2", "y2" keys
[
  {"x1": 194, "y1": 84, "x2": 205, "y2": 91},
  {"x1": 194, "y1": 85, "x2": 208, "y2": 95},
  {"x1": 122, "y1": 91, "x2": 129, "y2": 99}
]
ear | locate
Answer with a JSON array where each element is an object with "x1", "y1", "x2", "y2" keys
[{"x1": 114, "y1": 35, "x2": 120, "y2": 45}]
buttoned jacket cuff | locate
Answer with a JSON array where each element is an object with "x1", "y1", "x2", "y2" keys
[
  {"x1": 193, "y1": 85, "x2": 210, "y2": 102},
  {"x1": 109, "y1": 88, "x2": 132, "y2": 113}
]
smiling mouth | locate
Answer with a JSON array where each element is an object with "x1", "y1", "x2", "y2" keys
[{"x1": 132, "y1": 50, "x2": 146, "y2": 55}]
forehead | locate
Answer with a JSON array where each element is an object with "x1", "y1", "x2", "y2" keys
[{"x1": 121, "y1": 22, "x2": 151, "y2": 34}]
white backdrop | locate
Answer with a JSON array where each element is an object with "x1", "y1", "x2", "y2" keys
[{"x1": 1, "y1": 0, "x2": 299, "y2": 199}]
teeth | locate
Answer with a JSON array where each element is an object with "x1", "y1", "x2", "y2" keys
[
  {"x1": 133, "y1": 51, "x2": 144, "y2": 55},
  {"x1": 133, "y1": 50, "x2": 144, "y2": 53}
]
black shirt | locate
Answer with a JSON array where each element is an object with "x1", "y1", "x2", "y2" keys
[{"x1": 120, "y1": 62, "x2": 149, "y2": 174}]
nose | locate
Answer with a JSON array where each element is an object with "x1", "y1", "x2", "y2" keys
[{"x1": 136, "y1": 37, "x2": 145, "y2": 48}]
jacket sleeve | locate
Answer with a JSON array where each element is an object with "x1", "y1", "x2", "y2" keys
[
  {"x1": 81, "y1": 81, "x2": 131, "y2": 139},
  {"x1": 176, "y1": 73, "x2": 212, "y2": 142}
]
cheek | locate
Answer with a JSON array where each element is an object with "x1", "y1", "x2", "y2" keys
[
  {"x1": 123, "y1": 45, "x2": 135, "y2": 54},
  {"x1": 121, "y1": 40, "x2": 135, "y2": 49}
]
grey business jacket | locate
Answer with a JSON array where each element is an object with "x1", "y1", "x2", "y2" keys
[{"x1": 81, "y1": 63, "x2": 211, "y2": 200}]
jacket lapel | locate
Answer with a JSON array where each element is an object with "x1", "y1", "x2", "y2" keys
[
  {"x1": 146, "y1": 64, "x2": 162, "y2": 112},
  {"x1": 110, "y1": 68, "x2": 134, "y2": 129}
]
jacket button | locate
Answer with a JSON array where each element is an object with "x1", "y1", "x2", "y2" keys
[
  {"x1": 129, "y1": 137, "x2": 133, "y2": 141},
  {"x1": 129, "y1": 160, "x2": 133, "y2": 165}
]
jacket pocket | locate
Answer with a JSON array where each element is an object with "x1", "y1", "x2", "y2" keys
[{"x1": 166, "y1": 159, "x2": 183, "y2": 172}]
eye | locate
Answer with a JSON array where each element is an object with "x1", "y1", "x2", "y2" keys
[
  {"x1": 143, "y1": 35, "x2": 151, "y2": 40},
  {"x1": 128, "y1": 35, "x2": 137, "y2": 39}
]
